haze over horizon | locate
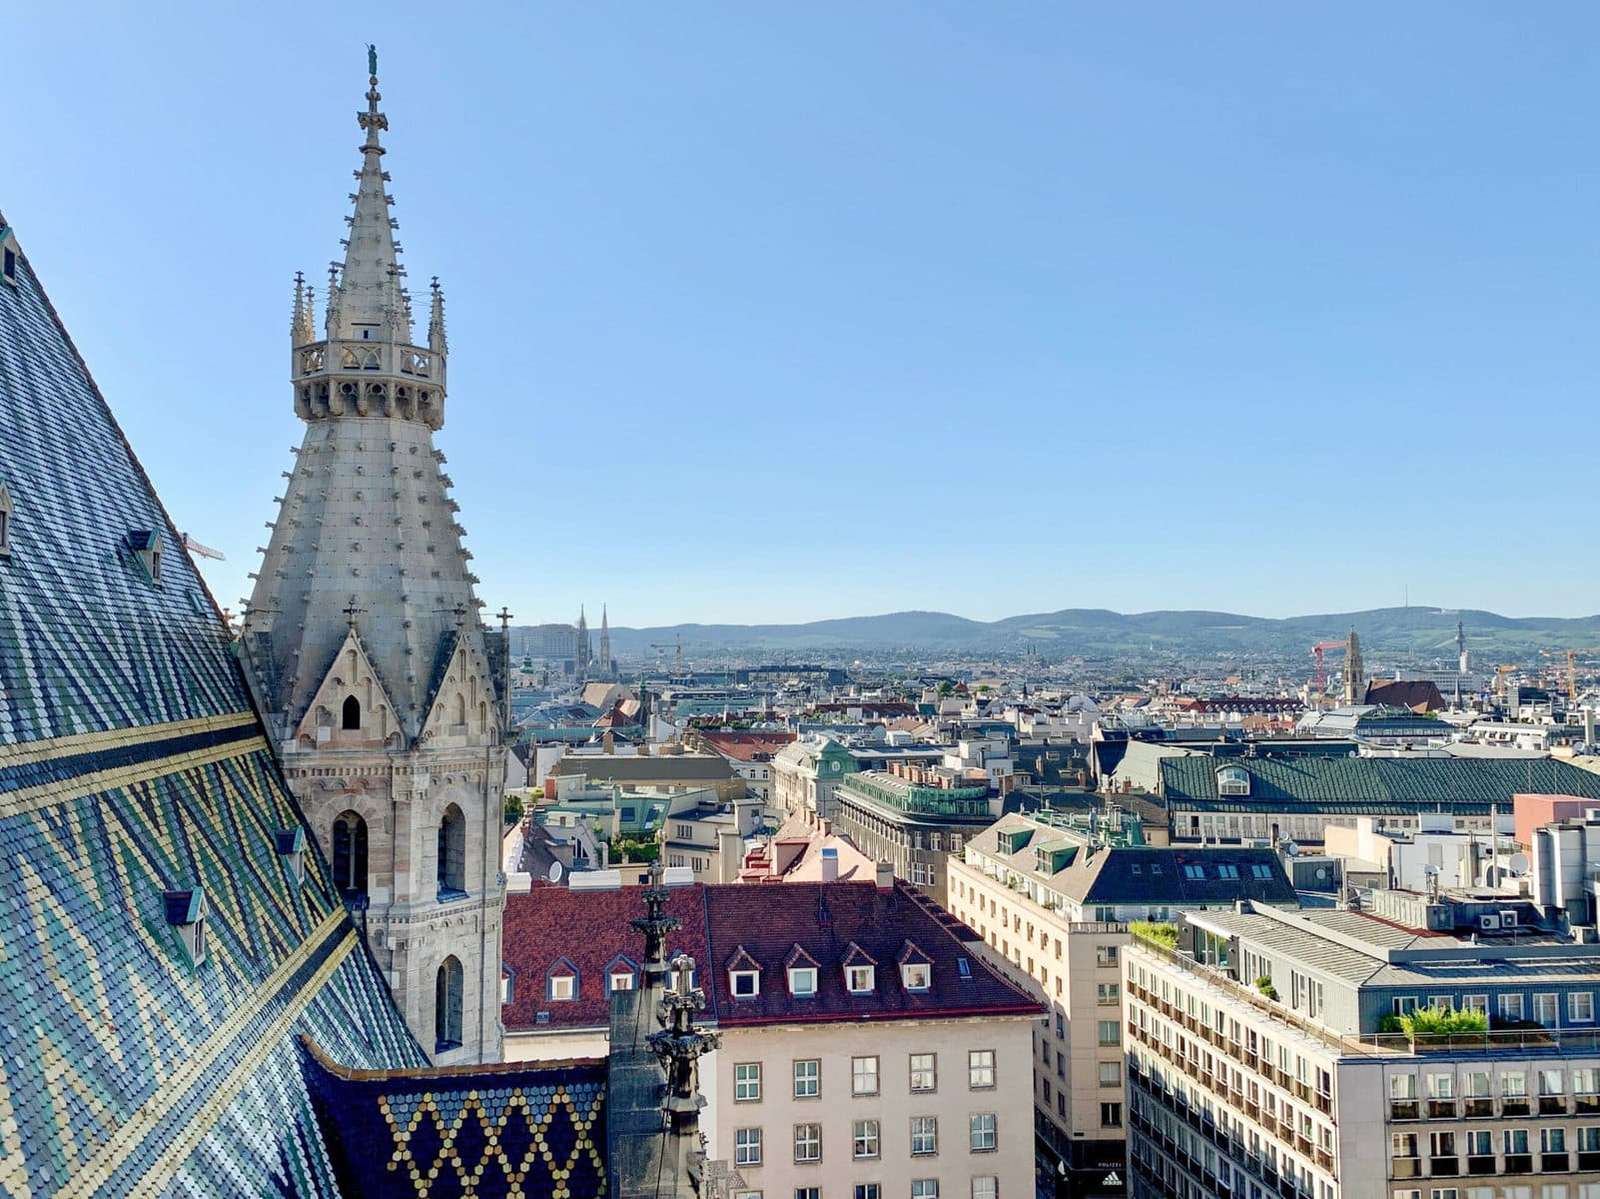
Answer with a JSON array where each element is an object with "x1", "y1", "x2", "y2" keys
[{"x1": 7, "y1": 3, "x2": 1597, "y2": 626}]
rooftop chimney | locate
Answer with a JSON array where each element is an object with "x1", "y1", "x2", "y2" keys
[{"x1": 875, "y1": 861, "x2": 894, "y2": 891}]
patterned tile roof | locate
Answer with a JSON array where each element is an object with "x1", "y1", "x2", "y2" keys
[{"x1": 0, "y1": 217, "x2": 604, "y2": 1198}]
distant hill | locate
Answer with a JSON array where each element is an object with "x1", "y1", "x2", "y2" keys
[{"x1": 513, "y1": 606, "x2": 1600, "y2": 662}]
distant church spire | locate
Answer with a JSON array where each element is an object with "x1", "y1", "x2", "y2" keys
[{"x1": 599, "y1": 604, "x2": 612, "y2": 679}]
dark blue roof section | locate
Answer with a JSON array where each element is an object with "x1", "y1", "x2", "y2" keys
[{"x1": 302, "y1": 1041, "x2": 608, "y2": 1199}]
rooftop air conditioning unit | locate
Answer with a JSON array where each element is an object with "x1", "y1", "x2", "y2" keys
[
  {"x1": 1479, "y1": 914, "x2": 1502, "y2": 931},
  {"x1": 1500, "y1": 910, "x2": 1519, "y2": 927}
]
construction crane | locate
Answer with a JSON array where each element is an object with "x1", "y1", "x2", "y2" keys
[
  {"x1": 1310, "y1": 640, "x2": 1347, "y2": 694},
  {"x1": 1563, "y1": 649, "x2": 1600, "y2": 704},
  {"x1": 181, "y1": 533, "x2": 224, "y2": 561}
]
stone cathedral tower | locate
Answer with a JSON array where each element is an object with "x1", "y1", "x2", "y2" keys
[{"x1": 242, "y1": 51, "x2": 506, "y2": 1064}]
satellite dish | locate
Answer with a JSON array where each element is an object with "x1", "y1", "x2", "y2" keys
[
  {"x1": 1508, "y1": 852, "x2": 1530, "y2": 875},
  {"x1": 547, "y1": 861, "x2": 564, "y2": 883}
]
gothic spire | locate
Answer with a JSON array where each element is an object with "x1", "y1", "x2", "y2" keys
[
  {"x1": 428, "y1": 276, "x2": 448, "y2": 354},
  {"x1": 332, "y1": 45, "x2": 408, "y2": 342}
]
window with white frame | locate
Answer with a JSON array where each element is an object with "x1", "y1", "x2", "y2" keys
[
  {"x1": 1572, "y1": 992, "x2": 1595, "y2": 1023},
  {"x1": 1500, "y1": 994, "x2": 1525, "y2": 1022},
  {"x1": 969, "y1": 1112, "x2": 997, "y2": 1151},
  {"x1": 734, "y1": 1126, "x2": 762, "y2": 1166},
  {"x1": 910, "y1": 1053, "x2": 936, "y2": 1092},
  {"x1": 792, "y1": 1059, "x2": 820, "y2": 1099},
  {"x1": 795, "y1": 1189, "x2": 820, "y2": 1199},
  {"x1": 732, "y1": 969, "x2": 761, "y2": 998},
  {"x1": 910, "y1": 1116, "x2": 937, "y2": 1156},
  {"x1": 902, "y1": 962, "x2": 931, "y2": 991},
  {"x1": 852, "y1": 1055, "x2": 879, "y2": 1096},
  {"x1": 1096, "y1": 944, "x2": 1118, "y2": 968},
  {"x1": 1097, "y1": 982, "x2": 1119, "y2": 1006},
  {"x1": 846, "y1": 965, "x2": 875, "y2": 993},
  {"x1": 1534, "y1": 993, "x2": 1559, "y2": 1026},
  {"x1": 1097, "y1": 1020, "x2": 1119, "y2": 1046},
  {"x1": 911, "y1": 1181, "x2": 939, "y2": 1199},
  {"x1": 969, "y1": 1049, "x2": 995, "y2": 1089},
  {"x1": 1100, "y1": 1102, "x2": 1122, "y2": 1127},
  {"x1": 854, "y1": 1186, "x2": 880, "y2": 1199},
  {"x1": 971, "y1": 1179, "x2": 997, "y2": 1199},
  {"x1": 1099, "y1": 1061, "x2": 1122, "y2": 1088},
  {"x1": 792, "y1": 1122, "x2": 821, "y2": 1163},
  {"x1": 548, "y1": 973, "x2": 576, "y2": 1001},
  {"x1": 734, "y1": 1062, "x2": 762, "y2": 1102},
  {"x1": 852, "y1": 1118, "x2": 880, "y2": 1159},
  {"x1": 788, "y1": 966, "x2": 817, "y2": 996}
]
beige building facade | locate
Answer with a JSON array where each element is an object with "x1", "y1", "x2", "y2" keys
[
  {"x1": 948, "y1": 811, "x2": 1298, "y2": 1197},
  {"x1": 708, "y1": 1016, "x2": 1036, "y2": 1199}
]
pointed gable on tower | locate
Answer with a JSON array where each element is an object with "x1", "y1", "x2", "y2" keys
[{"x1": 291, "y1": 624, "x2": 402, "y2": 749}]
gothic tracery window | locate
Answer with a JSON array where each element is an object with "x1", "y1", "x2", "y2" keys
[
  {"x1": 437, "y1": 803, "x2": 466, "y2": 897},
  {"x1": 332, "y1": 810, "x2": 368, "y2": 899},
  {"x1": 435, "y1": 956, "x2": 464, "y2": 1052}
]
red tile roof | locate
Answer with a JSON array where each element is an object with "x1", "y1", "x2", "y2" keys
[
  {"x1": 702, "y1": 881, "x2": 1041, "y2": 1027},
  {"x1": 698, "y1": 730, "x2": 797, "y2": 762},
  {"x1": 501, "y1": 884, "x2": 709, "y2": 1032},
  {"x1": 500, "y1": 879, "x2": 1040, "y2": 1035}
]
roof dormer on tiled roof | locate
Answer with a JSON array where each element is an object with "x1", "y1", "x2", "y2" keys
[
  {"x1": 840, "y1": 941, "x2": 877, "y2": 968},
  {"x1": 784, "y1": 944, "x2": 820, "y2": 969},
  {"x1": 897, "y1": 940, "x2": 933, "y2": 967},
  {"x1": 725, "y1": 945, "x2": 762, "y2": 974}
]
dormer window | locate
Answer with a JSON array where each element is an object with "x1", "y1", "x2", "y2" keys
[
  {"x1": 789, "y1": 966, "x2": 818, "y2": 996},
  {"x1": 1216, "y1": 766, "x2": 1251, "y2": 797},
  {"x1": 727, "y1": 946, "x2": 763, "y2": 999},
  {"x1": 846, "y1": 965, "x2": 875, "y2": 994},
  {"x1": 274, "y1": 828, "x2": 306, "y2": 885},
  {"x1": 163, "y1": 888, "x2": 207, "y2": 968},
  {"x1": 610, "y1": 969, "x2": 635, "y2": 992},
  {"x1": 129, "y1": 530, "x2": 162, "y2": 584},
  {"x1": 898, "y1": 940, "x2": 934, "y2": 992},
  {"x1": 0, "y1": 225, "x2": 17, "y2": 286},
  {"x1": 547, "y1": 957, "x2": 578, "y2": 1001}
]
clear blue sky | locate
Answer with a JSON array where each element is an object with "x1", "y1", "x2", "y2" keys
[{"x1": 7, "y1": 4, "x2": 1598, "y2": 626}]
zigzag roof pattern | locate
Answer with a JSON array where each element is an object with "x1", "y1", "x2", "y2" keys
[{"x1": 0, "y1": 217, "x2": 602, "y2": 1197}]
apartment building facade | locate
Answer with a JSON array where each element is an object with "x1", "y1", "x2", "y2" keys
[
  {"x1": 703, "y1": 878, "x2": 1041, "y2": 1199},
  {"x1": 947, "y1": 810, "x2": 1297, "y2": 1198},
  {"x1": 1124, "y1": 897, "x2": 1600, "y2": 1199},
  {"x1": 832, "y1": 766, "x2": 1001, "y2": 907}
]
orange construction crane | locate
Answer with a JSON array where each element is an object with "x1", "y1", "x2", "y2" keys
[{"x1": 1310, "y1": 640, "x2": 1347, "y2": 693}]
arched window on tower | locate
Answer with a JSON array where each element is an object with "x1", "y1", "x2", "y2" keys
[
  {"x1": 435, "y1": 955, "x2": 464, "y2": 1053},
  {"x1": 332, "y1": 811, "x2": 368, "y2": 900},
  {"x1": 342, "y1": 695, "x2": 361, "y2": 731},
  {"x1": 437, "y1": 803, "x2": 466, "y2": 897}
]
